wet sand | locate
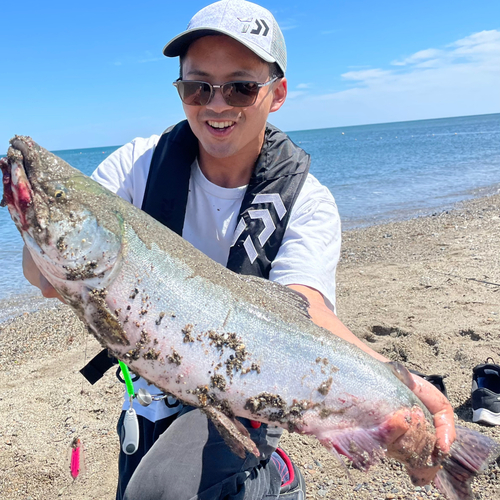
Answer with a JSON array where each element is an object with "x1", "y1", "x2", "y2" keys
[{"x1": 0, "y1": 193, "x2": 499, "y2": 500}]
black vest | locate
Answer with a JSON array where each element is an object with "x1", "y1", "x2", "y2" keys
[
  {"x1": 142, "y1": 120, "x2": 310, "y2": 279},
  {"x1": 80, "y1": 121, "x2": 310, "y2": 384}
]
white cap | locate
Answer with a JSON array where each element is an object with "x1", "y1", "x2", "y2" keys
[{"x1": 163, "y1": 0, "x2": 287, "y2": 74}]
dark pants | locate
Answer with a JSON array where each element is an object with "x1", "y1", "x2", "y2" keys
[
  {"x1": 117, "y1": 406, "x2": 283, "y2": 500},
  {"x1": 116, "y1": 410, "x2": 179, "y2": 499}
]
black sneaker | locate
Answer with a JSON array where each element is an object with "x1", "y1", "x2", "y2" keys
[
  {"x1": 472, "y1": 358, "x2": 500, "y2": 426},
  {"x1": 271, "y1": 448, "x2": 306, "y2": 499}
]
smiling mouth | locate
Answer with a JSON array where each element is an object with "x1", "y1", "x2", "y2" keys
[{"x1": 207, "y1": 120, "x2": 235, "y2": 129}]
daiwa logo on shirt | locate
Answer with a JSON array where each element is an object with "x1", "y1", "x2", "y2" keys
[
  {"x1": 238, "y1": 17, "x2": 270, "y2": 36},
  {"x1": 231, "y1": 193, "x2": 286, "y2": 263}
]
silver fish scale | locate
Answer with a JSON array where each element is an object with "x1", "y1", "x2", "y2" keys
[{"x1": 91, "y1": 222, "x2": 427, "y2": 431}]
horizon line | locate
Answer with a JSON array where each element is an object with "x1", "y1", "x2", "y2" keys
[{"x1": 1, "y1": 111, "x2": 499, "y2": 156}]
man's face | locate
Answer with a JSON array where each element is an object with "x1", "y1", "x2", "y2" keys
[{"x1": 180, "y1": 35, "x2": 287, "y2": 164}]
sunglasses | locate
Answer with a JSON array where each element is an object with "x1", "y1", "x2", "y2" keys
[{"x1": 173, "y1": 77, "x2": 278, "y2": 107}]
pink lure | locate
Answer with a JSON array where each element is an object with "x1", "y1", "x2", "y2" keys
[{"x1": 70, "y1": 438, "x2": 82, "y2": 479}]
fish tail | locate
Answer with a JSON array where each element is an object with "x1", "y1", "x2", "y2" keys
[{"x1": 434, "y1": 425, "x2": 500, "y2": 500}]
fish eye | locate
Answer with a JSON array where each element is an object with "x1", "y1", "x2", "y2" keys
[{"x1": 54, "y1": 189, "x2": 66, "y2": 200}]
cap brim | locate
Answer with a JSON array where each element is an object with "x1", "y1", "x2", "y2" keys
[{"x1": 163, "y1": 27, "x2": 276, "y2": 64}]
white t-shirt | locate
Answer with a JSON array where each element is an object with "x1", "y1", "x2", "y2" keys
[{"x1": 91, "y1": 133, "x2": 341, "y2": 422}]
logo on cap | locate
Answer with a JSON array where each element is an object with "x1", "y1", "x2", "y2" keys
[{"x1": 238, "y1": 18, "x2": 270, "y2": 36}]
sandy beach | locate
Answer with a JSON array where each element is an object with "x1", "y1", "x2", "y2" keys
[{"x1": 0, "y1": 193, "x2": 499, "y2": 500}]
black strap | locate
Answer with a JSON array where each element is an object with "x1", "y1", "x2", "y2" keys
[
  {"x1": 141, "y1": 121, "x2": 198, "y2": 236},
  {"x1": 226, "y1": 125, "x2": 310, "y2": 277},
  {"x1": 79, "y1": 349, "x2": 118, "y2": 385},
  {"x1": 82, "y1": 121, "x2": 310, "y2": 383},
  {"x1": 142, "y1": 121, "x2": 310, "y2": 278}
]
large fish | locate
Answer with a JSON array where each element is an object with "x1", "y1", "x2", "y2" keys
[{"x1": 1, "y1": 136, "x2": 498, "y2": 499}]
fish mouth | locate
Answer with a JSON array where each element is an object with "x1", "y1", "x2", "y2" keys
[{"x1": 0, "y1": 137, "x2": 36, "y2": 231}]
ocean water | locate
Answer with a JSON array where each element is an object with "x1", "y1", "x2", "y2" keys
[
  {"x1": 1, "y1": 113, "x2": 499, "y2": 304},
  {"x1": 288, "y1": 113, "x2": 500, "y2": 227}
]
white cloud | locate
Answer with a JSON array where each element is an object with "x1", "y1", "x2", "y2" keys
[
  {"x1": 450, "y1": 29, "x2": 500, "y2": 53},
  {"x1": 287, "y1": 90, "x2": 308, "y2": 99},
  {"x1": 391, "y1": 48, "x2": 443, "y2": 66},
  {"x1": 274, "y1": 30, "x2": 500, "y2": 131},
  {"x1": 390, "y1": 30, "x2": 500, "y2": 68},
  {"x1": 112, "y1": 51, "x2": 164, "y2": 66},
  {"x1": 138, "y1": 51, "x2": 164, "y2": 63},
  {"x1": 341, "y1": 68, "x2": 394, "y2": 82},
  {"x1": 279, "y1": 20, "x2": 298, "y2": 31},
  {"x1": 138, "y1": 57, "x2": 163, "y2": 63},
  {"x1": 286, "y1": 84, "x2": 313, "y2": 99}
]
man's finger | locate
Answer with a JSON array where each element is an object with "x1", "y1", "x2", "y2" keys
[{"x1": 411, "y1": 376, "x2": 456, "y2": 455}]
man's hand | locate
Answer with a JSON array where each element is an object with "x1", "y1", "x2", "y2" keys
[
  {"x1": 409, "y1": 373, "x2": 455, "y2": 455},
  {"x1": 22, "y1": 245, "x2": 65, "y2": 302},
  {"x1": 287, "y1": 284, "x2": 456, "y2": 457}
]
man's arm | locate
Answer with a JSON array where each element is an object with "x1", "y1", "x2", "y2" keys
[{"x1": 288, "y1": 283, "x2": 456, "y2": 456}]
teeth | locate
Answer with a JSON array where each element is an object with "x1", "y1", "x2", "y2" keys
[{"x1": 208, "y1": 121, "x2": 235, "y2": 129}]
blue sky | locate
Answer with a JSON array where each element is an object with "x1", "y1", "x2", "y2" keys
[{"x1": 1, "y1": 0, "x2": 499, "y2": 151}]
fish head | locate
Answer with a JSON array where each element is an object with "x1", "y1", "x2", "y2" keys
[
  {"x1": 1, "y1": 136, "x2": 86, "y2": 235},
  {"x1": 1, "y1": 136, "x2": 123, "y2": 297}
]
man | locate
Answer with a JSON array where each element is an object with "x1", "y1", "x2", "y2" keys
[{"x1": 23, "y1": 1, "x2": 455, "y2": 499}]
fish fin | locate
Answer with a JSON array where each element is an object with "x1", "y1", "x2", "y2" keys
[
  {"x1": 318, "y1": 426, "x2": 387, "y2": 471},
  {"x1": 85, "y1": 287, "x2": 130, "y2": 346},
  {"x1": 239, "y1": 275, "x2": 311, "y2": 319},
  {"x1": 386, "y1": 361, "x2": 416, "y2": 390},
  {"x1": 202, "y1": 406, "x2": 260, "y2": 459},
  {"x1": 320, "y1": 439, "x2": 353, "y2": 481},
  {"x1": 433, "y1": 425, "x2": 500, "y2": 500}
]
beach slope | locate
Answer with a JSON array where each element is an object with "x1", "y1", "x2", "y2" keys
[{"x1": 0, "y1": 194, "x2": 499, "y2": 499}]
